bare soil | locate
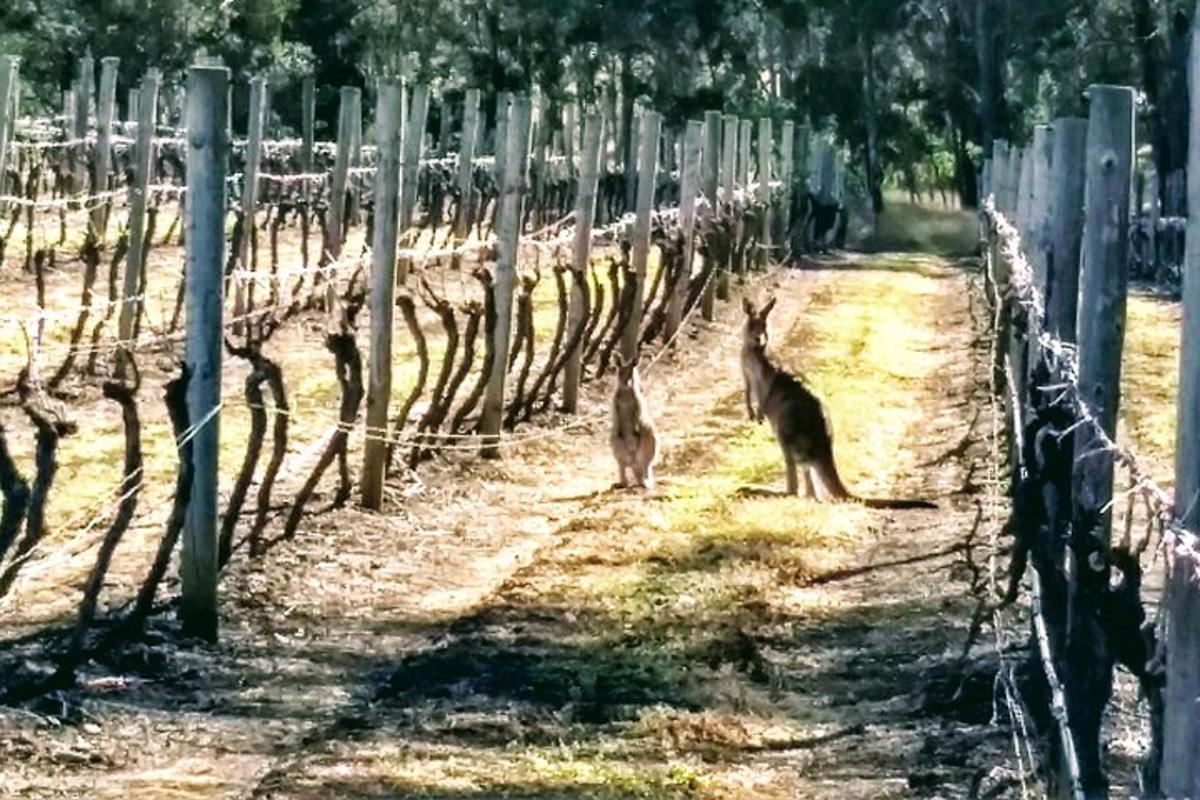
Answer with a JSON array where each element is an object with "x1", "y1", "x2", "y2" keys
[{"x1": 0, "y1": 252, "x2": 1027, "y2": 798}]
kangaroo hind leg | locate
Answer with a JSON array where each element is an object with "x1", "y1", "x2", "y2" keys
[
  {"x1": 803, "y1": 467, "x2": 817, "y2": 499},
  {"x1": 784, "y1": 451, "x2": 800, "y2": 496}
]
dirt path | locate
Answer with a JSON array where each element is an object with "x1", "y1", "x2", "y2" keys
[{"x1": 1, "y1": 254, "x2": 1023, "y2": 799}]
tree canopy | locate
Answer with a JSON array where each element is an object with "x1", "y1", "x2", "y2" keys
[{"x1": 1, "y1": 0, "x2": 1191, "y2": 208}]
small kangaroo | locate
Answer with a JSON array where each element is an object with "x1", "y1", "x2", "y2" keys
[
  {"x1": 611, "y1": 355, "x2": 659, "y2": 489},
  {"x1": 741, "y1": 296, "x2": 934, "y2": 509}
]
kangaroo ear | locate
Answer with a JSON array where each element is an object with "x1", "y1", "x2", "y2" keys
[
  {"x1": 742, "y1": 297, "x2": 755, "y2": 316},
  {"x1": 761, "y1": 297, "x2": 777, "y2": 317}
]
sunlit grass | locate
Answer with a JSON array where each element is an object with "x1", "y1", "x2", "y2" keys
[
  {"x1": 854, "y1": 197, "x2": 979, "y2": 258},
  {"x1": 370, "y1": 256, "x2": 950, "y2": 796},
  {"x1": 1122, "y1": 294, "x2": 1179, "y2": 468},
  {"x1": 315, "y1": 742, "x2": 711, "y2": 799}
]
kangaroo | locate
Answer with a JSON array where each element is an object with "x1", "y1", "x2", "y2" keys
[
  {"x1": 741, "y1": 297, "x2": 934, "y2": 509},
  {"x1": 611, "y1": 355, "x2": 659, "y2": 489}
]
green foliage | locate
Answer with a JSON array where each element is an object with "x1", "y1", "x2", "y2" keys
[{"x1": 0, "y1": 0, "x2": 1184, "y2": 210}]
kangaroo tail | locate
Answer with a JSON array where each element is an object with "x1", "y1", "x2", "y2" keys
[
  {"x1": 814, "y1": 453, "x2": 853, "y2": 500},
  {"x1": 816, "y1": 453, "x2": 936, "y2": 509}
]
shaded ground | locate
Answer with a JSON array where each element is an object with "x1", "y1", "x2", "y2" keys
[{"x1": 1, "y1": 252, "x2": 1024, "y2": 798}]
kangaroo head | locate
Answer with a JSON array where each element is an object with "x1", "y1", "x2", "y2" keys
[
  {"x1": 742, "y1": 296, "x2": 776, "y2": 349},
  {"x1": 615, "y1": 354, "x2": 640, "y2": 389}
]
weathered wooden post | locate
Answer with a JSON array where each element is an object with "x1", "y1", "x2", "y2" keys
[
  {"x1": 780, "y1": 120, "x2": 795, "y2": 256},
  {"x1": 1047, "y1": 118, "x2": 1087, "y2": 343},
  {"x1": 718, "y1": 114, "x2": 738, "y2": 294},
  {"x1": 561, "y1": 111, "x2": 605, "y2": 413},
  {"x1": 400, "y1": 83, "x2": 430, "y2": 236},
  {"x1": 327, "y1": 87, "x2": 356, "y2": 260},
  {"x1": 493, "y1": 90, "x2": 511, "y2": 185},
  {"x1": 1028, "y1": 125, "x2": 1055, "y2": 294},
  {"x1": 665, "y1": 119, "x2": 703, "y2": 341},
  {"x1": 0, "y1": 57, "x2": 17, "y2": 209},
  {"x1": 235, "y1": 76, "x2": 267, "y2": 324},
  {"x1": 758, "y1": 117, "x2": 772, "y2": 264},
  {"x1": 1014, "y1": 147, "x2": 1034, "y2": 255},
  {"x1": 361, "y1": 82, "x2": 404, "y2": 510},
  {"x1": 1022, "y1": 126, "x2": 1055, "y2": 410},
  {"x1": 700, "y1": 110, "x2": 721, "y2": 321},
  {"x1": 453, "y1": 88, "x2": 480, "y2": 257},
  {"x1": 738, "y1": 118, "x2": 752, "y2": 186},
  {"x1": 91, "y1": 57, "x2": 119, "y2": 239},
  {"x1": 299, "y1": 77, "x2": 316, "y2": 268},
  {"x1": 300, "y1": 78, "x2": 316, "y2": 177},
  {"x1": 480, "y1": 95, "x2": 532, "y2": 459},
  {"x1": 347, "y1": 88, "x2": 363, "y2": 226},
  {"x1": 620, "y1": 110, "x2": 662, "y2": 362},
  {"x1": 181, "y1": 65, "x2": 229, "y2": 642},
  {"x1": 623, "y1": 104, "x2": 640, "y2": 212},
  {"x1": 563, "y1": 102, "x2": 577, "y2": 174},
  {"x1": 72, "y1": 55, "x2": 94, "y2": 200},
  {"x1": 116, "y1": 70, "x2": 160, "y2": 373},
  {"x1": 1069, "y1": 84, "x2": 1134, "y2": 797},
  {"x1": 1164, "y1": 16, "x2": 1200, "y2": 792},
  {"x1": 1004, "y1": 143, "x2": 1023, "y2": 219},
  {"x1": 531, "y1": 90, "x2": 550, "y2": 225}
]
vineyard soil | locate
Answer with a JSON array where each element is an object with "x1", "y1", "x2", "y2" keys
[{"x1": 1, "y1": 253, "x2": 1025, "y2": 798}]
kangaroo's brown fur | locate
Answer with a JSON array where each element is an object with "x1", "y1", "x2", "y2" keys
[
  {"x1": 611, "y1": 356, "x2": 659, "y2": 489},
  {"x1": 741, "y1": 296, "x2": 934, "y2": 509}
]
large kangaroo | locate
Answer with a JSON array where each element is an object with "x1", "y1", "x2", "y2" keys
[
  {"x1": 741, "y1": 297, "x2": 934, "y2": 509},
  {"x1": 611, "y1": 355, "x2": 660, "y2": 489}
]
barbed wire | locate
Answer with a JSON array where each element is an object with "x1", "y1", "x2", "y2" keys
[{"x1": 984, "y1": 199, "x2": 1198, "y2": 568}]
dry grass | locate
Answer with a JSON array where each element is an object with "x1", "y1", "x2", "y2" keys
[
  {"x1": 1121, "y1": 292, "x2": 1180, "y2": 472},
  {"x1": 288, "y1": 256, "x2": 994, "y2": 799}
]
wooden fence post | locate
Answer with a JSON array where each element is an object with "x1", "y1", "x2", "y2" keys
[
  {"x1": 1028, "y1": 125, "x2": 1055, "y2": 294},
  {"x1": 72, "y1": 56, "x2": 94, "y2": 202},
  {"x1": 620, "y1": 110, "x2": 662, "y2": 362},
  {"x1": 0, "y1": 57, "x2": 17, "y2": 209},
  {"x1": 361, "y1": 82, "x2": 404, "y2": 510},
  {"x1": 564, "y1": 102, "x2": 577, "y2": 174},
  {"x1": 454, "y1": 88, "x2": 481, "y2": 253},
  {"x1": 480, "y1": 95, "x2": 532, "y2": 459},
  {"x1": 92, "y1": 57, "x2": 119, "y2": 238},
  {"x1": 700, "y1": 110, "x2": 721, "y2": 321},
  {"x1": 493, "y1": 91, "x2": 511, "y2": 185},
  {"x1": 299, "y1": 77, "x2": 315, "y2": 268},
  {"x1": 718, "y1": 114, "x2": 738, "y2": 296},
  {"x1": 116, "y1": 70, "x2": 159, "y2": 373},
  {"x1": 1047, "y1": 118, "x2": 1087, "y2": 343},
  {"x1": 561, "y1": 111, "x2": 604, "y2": 413},
  {"x1": 531, "y1": 89, "x2": 550, "y2": 225},
  {"x1": 181, "y1": 65, "x2": 229, "y2": 642},
  {"x1": 326, "y1": 87, "x2": 356, "y2": 281},
  {"x1": 235, "y1": 76, "x2": 266, "y2": 325},
  {"x1": 665, "y1": 119, "x2": 704, "y2": 341},
  {"x1": 1164, "y1": 17, "x2": 1200, "y2": 792},
  {"x1": 1069, "y1": 83, "x2": 1135, "y2": 797},
  {"x1": 738, "y1": 118, "x2": 752, "y2": 186},
  {"x1": 348, "y1": 88, "x2": 363, "y2": 225},
  {"x1": 1015, "y1": 146, "x2": 1034, "y2": 255},
  {"x1": 400, "y1": 83, "x2": 430, "y2": 236},
  {"x1": 300, "y1": 78, "x2": 315, "y2": 172},
  {"x1": 758, "y1": 117, "x2": 772, "y2": 264},
  {"x1": 780, "y1": 120, "x2": 794, "y2": 256},
  {"x1": 623, "y1": 104, "x2": 640, "y2": 212}
]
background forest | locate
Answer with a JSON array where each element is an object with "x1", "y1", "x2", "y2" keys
[{"x1": 0, "y1": 0, "x2": 1192, "y2": 226}]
